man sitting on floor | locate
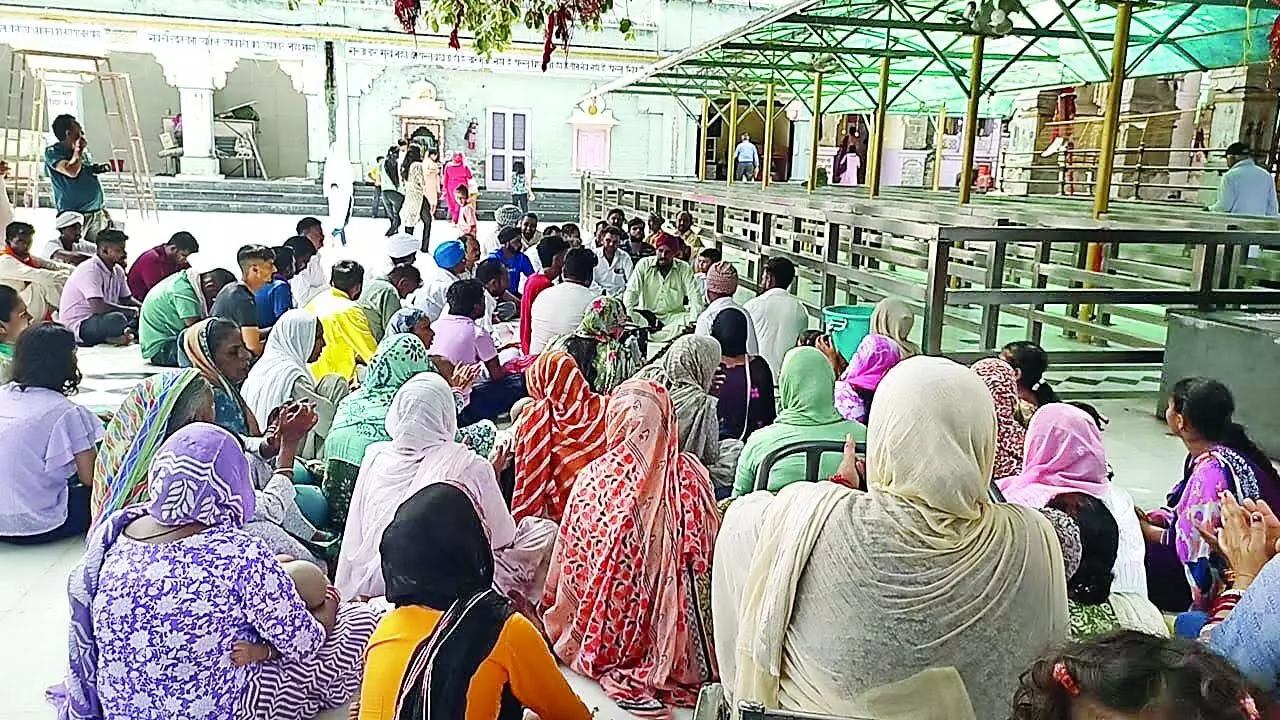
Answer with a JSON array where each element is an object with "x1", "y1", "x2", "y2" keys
[
  {"x1": 0, "y1": 221, "x2": 72, "y2": 323},
  {"x1": 529, "y1": 247, "x2": 598, "y2": 355},
  {"x1": 361, "y1": 263, "x2": 421, "y2": 342},
  {"x1": 126, "y1": 231, "x2": 199, "y2": 301},
  {"x1": 518, "y1": 234, "x2": 569, "y2": 354},
  {"x1": 42, "y1": 212, "x2": 96, "y2": 266},
  {"x1": 306, "y1": 260, "x2": 378, "y2": 381},
  {"x1": 140, "y1": 267, "x2": 235, "y2": 366},
  {"x1": 414, "y1": 239, "x2": 469, "y2": 321},
  {"x1": 255, "y1": 245, "x2": 297, "y2": 331},
  {"x1": 624, "y1": 232, "x2": 704, "y2": 344},
  {"x1": 211, "y1": 244, "x2": 276, "y2": 355},
  {"x1": 430, "y1": 278, "x2": 526, "y2": 424},
  {"x1": 59, "y1": 229, "x2": 140, "y2": 346}
]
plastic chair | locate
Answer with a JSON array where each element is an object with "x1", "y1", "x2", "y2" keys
[{"x1": 753, "y1": 439, "x2": 864, "y2": 492}]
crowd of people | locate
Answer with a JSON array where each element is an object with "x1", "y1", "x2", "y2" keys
[{"x1": 0, "y1": 135, "x2": 1278, "y2": 718}]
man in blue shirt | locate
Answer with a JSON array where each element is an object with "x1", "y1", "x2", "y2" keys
[
  {"x1": 44, "y1": 114, "x2": 109, "y2": 242},
  {"x1": 255, "y1": 244, "x2": 297, "y2": 329},
  {"x1": 734, "y1": 134, "x2": 760, "y2": 181},
  {"x1": 488, "y1": 225, "x2": 536, "y2": 296}
]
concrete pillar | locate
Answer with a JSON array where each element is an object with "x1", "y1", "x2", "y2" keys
[
  {"x1": 1000, "y1": 89, "x2": 1056, "y2": 196},
  {"x1": 154, "y1": 50, "x2": 238, "y2": 178},
  {"x1": 1167, "y1": 72, "x2": 1205, "y2": 201},
  {"x1": 280, "y1": 54, "x2": 329, "y2": 178},
  {"x1": 1114, "y1": 76, "x2": 1178, "y2": 200},
  {"x1": 1201, "y1": 65, "x2": 1279, "y2": 205}
]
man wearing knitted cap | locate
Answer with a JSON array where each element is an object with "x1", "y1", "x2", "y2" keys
[
  {"x1": 413, "y1": 239, "x2": 469, "y2": 321},
  {"x1": 482, "y1": 204, "x2": 524, "y2": 254},
  {"x1": 623, "y1": 231, "x2": 703, "y2": 343},
  {"x1": 42, "y1": 211, "x2": 96, "y2": 265},
  {"x1": 694, "y1": 260, "x2": 759, "y2": 354}
]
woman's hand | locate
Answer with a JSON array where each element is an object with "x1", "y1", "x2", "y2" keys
[
  {"x1": 490, "y1": 438, "x2": 513, "y2": 474},
  {"x1": 710, "y1": 367, "x2": 726, "y2": 396},
  {"x1": 816, "y1": 334, "x2": 848, "y2": 376},
  {"x1": 275, "y1": 402, "x2": 318, "y2": 447},
  {"x1": 834, "y1": 434, "x2": 864, "y2": 490},
  {"x1": 450, "y1": 363, "x2": 482, "y2": 390},
  {"x1": 1217, "y1": 491, "x2": 1277, "y2": 591},
  {"x1": 1135, "y1": 507, "x2": 1167, "y2": 544}
]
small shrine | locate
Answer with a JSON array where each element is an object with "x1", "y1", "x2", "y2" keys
[
  {"x1": 392, "y1": 81, "x2": 454, "y2": 155},
  {"x1": 566, "y1": 93, "x2": 618, "y2": 174}
]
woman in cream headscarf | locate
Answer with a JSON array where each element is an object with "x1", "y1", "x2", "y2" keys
[
  {"x1": 712, "y1": 356, "x2": 1067, "y2": 720},
  {"x1": 870, "y1": 297, "x2": 919, "y2": 358}
]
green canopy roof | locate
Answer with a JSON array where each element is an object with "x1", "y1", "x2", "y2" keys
[{"x1": 589, "y1": 0, "x2": 1277, "y2": 114}]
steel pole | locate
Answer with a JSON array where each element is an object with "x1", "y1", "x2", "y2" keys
[
  {"x1": 727, "y1": 91, "x2": 739, "y2": 188},
  {"x1": 1092, "y1": 1, "x2": 1132, "y2": 218},
  {"x1": 958, "y1": 34, "x2": 985, "y2": 205},
  {"x1": 761, "y1": 83, "x2": 776, "y2": 189},
  {"x1": 699, "y1": 96, "x2": 710, "y2": 182}
]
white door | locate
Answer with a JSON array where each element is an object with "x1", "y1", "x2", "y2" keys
[{"x1": 487, "y1": 108, "x2": 530, "y2": 189}]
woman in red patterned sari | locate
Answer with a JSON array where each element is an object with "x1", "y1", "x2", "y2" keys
[
  {"x1": 542, "y1": 379, "x2": 719, "y2": 717},
  {"x1": 511, "y1": 352, "x2": 608, "y2": 522}
]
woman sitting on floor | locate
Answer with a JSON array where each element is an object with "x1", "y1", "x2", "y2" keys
[
  {"x1": 1000, "y1": 340, "x2": 1060, "y2": 416},
  {"x1": 55, "y1": 422, "x2": 357, "y2": 720},
  {"x1": 1138, "y1": 377, "x2": 1280, "y2": 620},
  {"x1": 510, "y1": 352, "x2": 607, "y2": 522},
  {"x1": 870, "y1": 297, "x2": 919, "y2": 359},
  {"x1": 543, "y1": 294, "x2": 643, "y2": 395},
  {"x1": 998, "y1": 402, "x2": 1149, "y2": 597},
  {"x1": 0, "y1": 323, "x2": 103, "y2": 544},
  {"x1": 0, "y1": 284, "x2": 31, "y2": 383},
  {"x1": 336, "y1": 373, "x2": 553, "y2": 609},
  {"x1": 241, "y1": 309, "x2": 350, "y2": 460},
  {"x1": 734, "y1": 346, "x2": 867, "y2": 497},
  {"x1": 182, "y1": 316, "x2": 261, "y2": 436},
  {"x1": 711, "y1": 307, "x2": 774, "y2": 442},
  {"x1": 834, "y1": 333, "x2": 902, "y2": 425},
  {"x1": 713, "y1": 357, "x2": 1067, "y2": 719},
  {"x1": 972, "y1": 357, "x2": 1027, "y2": 479},
  {"x1": 639, "y1": 335, "x2": 742, "y2": 495},
  {"x1": 355, "y1": 484, "x2": 593, "y2": 720},
  {"x1": 543, "y1": 379, "x2": 720, "y2": 714}
]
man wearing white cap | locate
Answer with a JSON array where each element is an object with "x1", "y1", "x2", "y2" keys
[
  {"x1": 41, "y1": 211, "x2": 96, "y2": 266},
  {"x1": 386, "y1": 231, "x2": 419, "y2": 266}
]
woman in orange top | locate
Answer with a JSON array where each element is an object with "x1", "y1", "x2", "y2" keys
[{"x1": 356, "y1": 483, "x2": 592, "y2": 720}]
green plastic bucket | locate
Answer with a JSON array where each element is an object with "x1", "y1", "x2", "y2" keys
[{"x1": 822, "y1": 304, "x2": 874, "y2": 360}]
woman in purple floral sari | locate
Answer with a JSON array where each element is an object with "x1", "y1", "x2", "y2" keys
[
  {"x1": 54, "y1": 418, "x2": 370, "y2": 720},
  {"x1": 1138, "y1": 378, "x2": 1280, "y2": 619}
]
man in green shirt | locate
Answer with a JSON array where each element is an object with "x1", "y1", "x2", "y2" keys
[
  {"x1": 139, "y1": 268, "x2": 234, "y2": 366},
  {"x1": 623, "y1": 232, "x2": 704, "y2": 344}
]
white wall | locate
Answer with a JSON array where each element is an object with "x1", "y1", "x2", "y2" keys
[
  {"x1": 215, "y1": 59, "x2": 308, "y2": 178},
  {"x1": 69, "y1": 51, "x2": 177, "y2": 176}
]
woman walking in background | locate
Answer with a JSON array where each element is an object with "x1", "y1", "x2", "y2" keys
[
  {"x1": 511, "y1": 160, "x2": 534, "y2": 214},
  {"x1": 399, "y1": 145, "x2": 426, "y2": 244},
  {"x1": 442, "y1": 152, "x2": 473, "y2": 223}
]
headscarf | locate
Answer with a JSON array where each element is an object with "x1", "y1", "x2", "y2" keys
[
  {"x1": 542, "y1": 380, "x2": 720, "y2": 709},
  {"x1": 713, "y1": 357, "x2": 1067, "y2": 717},
  {"x1": 241, "y1": 309, "x2": 319, "y2": 426},
  {"x1": 61, "y1": 424, "x2": 254, "y2": 720},
  {"x1": 493, "y1": 204, "x2": 522, "y2": 228},
  {"x1": 711, "y1": 306, "x2": 750, "y2": 357},
  {"x1": 776, "y1": 346, "x2": 844, "y2": 426},
  {"x1": 432, "y1": 240, "x2": 465, "y2": 270},
  {"x1": 383, "y1": 484, "x2": 515, "y2": 720},
  {"x1": 638, "y1": 334, "x2": 721, "y2": 462},
  {"x1": 998, "y1": 403, "x2": 1108, "y2": 508},
  {"x1": 183, "y1": 318, "x2": 261, "y2": 435},
  {"x1": 91, "y1": 369, "x2": 203, "y2": 523},
  {"x1": 705, "y1": 261, "x2": 739, "y2": 296},
  {"x1": 871, "y1": 298, "x2": 919, "y2": 358},
  {"x1": 512, "y1": 352, "x2": 608, "y2": 522},
  {"x1": 335, "y1": 374, "x2": 505, "y2": 600},
  {"x1": 548, "y1": 294, "x2": 642, "y2": 394},
  {"x1": 834, "y1": 333, "x2": 902, "y2": 423},
  {"x1": 325, "y1": 334, "x2": 431, "y2": 467},
  {"x1": 972, "y1": 357, "x2": 1027, "y2": 480},
  {"x1": 387, "y1": 307, "x2": 427, "y2": 337}
]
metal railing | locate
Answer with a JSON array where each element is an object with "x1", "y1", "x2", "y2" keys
[
  {"x1": 997, "y1": 145, "x2": 1225, "y2": 200},
  {"x1": 582, "y1": 174, "x2": 1280, "y2": 375}
]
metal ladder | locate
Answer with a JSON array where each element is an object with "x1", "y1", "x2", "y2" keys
[{"x1": 3, "y1": 51, "x2": 158, "y2": 219}]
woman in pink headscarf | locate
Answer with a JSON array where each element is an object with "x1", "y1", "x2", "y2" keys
[
  {"x1": 442, "y1": 153, "x2": 473, "y2": 223},
  {"x1": 834, "y1": 333, "x2": 902, "y2": 424}
]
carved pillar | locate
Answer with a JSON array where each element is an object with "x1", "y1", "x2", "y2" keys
[
  {"x1": 1201, "y1": 66, "x2": 1279, "y2": 205},
  {"x1": 154, "y1": 50, "x2": 238, "y2": 177},
  {"x1": 280, "y1": 54, "x2": 329, "y2": 178}
]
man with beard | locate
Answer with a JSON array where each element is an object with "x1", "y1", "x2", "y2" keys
[{"x1": 623, "y1": 232, "x2": 703, "y2": 343}]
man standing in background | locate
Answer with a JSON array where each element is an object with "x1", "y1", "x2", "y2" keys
[
  {"x1": 734, "y1": 134, "x2": 759, "y2": 182},
  {"x1": 44, "y1": 114, "x2": 110, "y2": 242}
]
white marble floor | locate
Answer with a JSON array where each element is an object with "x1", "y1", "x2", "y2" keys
[{"x1": 0, "y1": 205, "x2": 1189, "y2": 719}]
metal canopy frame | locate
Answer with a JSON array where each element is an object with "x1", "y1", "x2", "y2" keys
[{"x1": 586, "y1": 0, "x2": 1277, "y2": 114}]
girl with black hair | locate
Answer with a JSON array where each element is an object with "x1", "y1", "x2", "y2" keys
[
  {"x1": 0, "y1": 322, "x2": 104, "y2": 543},
  {"x1": 1001, "y1": 340, "x2": 1061, "y2": 411},
  {"x1": 1011, "y1": 631, "x2": 1269, "y2": 720},
  {"x1": 1139, "y1": 377, "x2": 1280, "y2": 619}
]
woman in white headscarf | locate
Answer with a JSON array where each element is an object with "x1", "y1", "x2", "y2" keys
[
  {"x1": 323, "y1": 141, "x2": 355, "y2": 246},
  {"x1": 712, "y1": 356, "x2": 1068, "y2": 720},
  {"x1": 334, "y1": 373, "x2": 555, "y2": 609},
  {"x1": 240, "y1": 309, "x2": 350, "y2": 459}
]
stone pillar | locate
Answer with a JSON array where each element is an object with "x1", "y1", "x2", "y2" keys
[
  {"x1": 1201, "y1": 65, "x2": 1279, "y2": 204},
  {"x1": 280, "y1": 54, "x2": 329, "y2": 178},
  {"x1": 1167, "y1": 72, "x2": 1205, "y2": 201},
  {"x1": 1000, "y1": 89, "x2": 1056, "y2": 196},
  {"x1": 154, "y1": 50, "x2": 238, "y2": 178},
  {"x1": 1114, "y1": 76, "x2": 1178, "y2": 200}
]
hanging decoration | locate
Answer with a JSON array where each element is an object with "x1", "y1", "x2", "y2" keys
[{"x1": 394, "y1": 0, "x2": 620, "y2": 69}]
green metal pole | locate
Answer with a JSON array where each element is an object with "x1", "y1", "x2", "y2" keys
[
  {"x1": 868, "y1": 55, "x2": 890, "y2": 198},
  {"x1": 699, "y1": 96, "x2": 710, "y2": 182},
  {"x1": 1092, "y1": 1, "x2": 1132, "y2": 218},
  {"x1": 761, "y1": 83, "x2": 776, "y2": 189}
]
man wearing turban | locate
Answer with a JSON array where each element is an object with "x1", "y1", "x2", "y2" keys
[
  {"x1": 623, "y1": 232, "x2": 704, "y2": 343},
  {"x1": 412, "y1": 239, "x2": 469, "y2": 321}
]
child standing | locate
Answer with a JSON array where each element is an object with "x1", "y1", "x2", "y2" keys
[
  {"x1": 455, "y1": 185, "x2": 478, "y2": 239},
  {"x1": 511, "y1": 160, "x2": 534, "y2": 214}
]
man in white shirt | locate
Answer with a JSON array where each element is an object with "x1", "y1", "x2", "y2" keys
[
  {"x1": 290, "y1": 217, "x2": 329, "y2": 306},
  {"x1": 592, "y1": 224, "x2": 633, "y2": 295},
  {"x1": 743, "y1": 256, "x2": 810, "y2": 378},
  {"x1": 41, "y1": 211, "x2": 97, "y2": 265},
  {"x1": 413, "y1": 239, "x2": 469, "y2": 321},
  {"x1": 694, "y1": 260, "x2": 758, "y2": 354},
  {"x1": 529, "y1": 247, "x2": 599, "y2": 353},
  {"x1": 1210, "y1": 142, "x2": 1279, "y2": 218},
  {"x1": 734, "y1": 134, "x2": 760, "y2": 181}
]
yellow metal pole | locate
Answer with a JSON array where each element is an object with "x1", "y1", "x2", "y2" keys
[
  {"x1": 958, "y1": 35, "x2": 985, "y2": 205},
  {"x1": 931, "y1": 103, "x2": 947, "y2": 191},
  {"x1": 807, "y1": 72, "x2": 824, "y2": 192},
  {"x1": 727, "y1": 91, "x2": 739, "y2": 188},
  {"x1": 761, "y1": 83, "x2": 776, "y2": 189},
  {"x1": 698, "y1": 96, "x2": 710, "y2": 182},
  {"x1": 868, "y1": 55, "x2": 890, "y2": 198},
  {"x1": 1092, "y1": 1, "x2": 1132, "y2": 218}
]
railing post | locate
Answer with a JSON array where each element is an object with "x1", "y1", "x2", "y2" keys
[
  {"x1": 822, "y1": 221, "x2": 841, "y2": 309},
  {"x1": 980, "y1": 236, "x2": 1007, "y2": 349},
  {"x1": 924, "y1": 235, "x2": 952, "y2": 354},
  {"x1": 958, "y1": 34, "x2": 985, "y2": 205}
]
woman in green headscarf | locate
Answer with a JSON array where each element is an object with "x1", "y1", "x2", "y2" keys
[
  {"x1": 544, "y1": 295, "x2": 643, "y2": 394},
  {"x1": 322, "y1": 333, "x2": 496, "y2": 530},
  {"x1": 732, "y1": 346, "x2": 867, "y2": 497}
]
